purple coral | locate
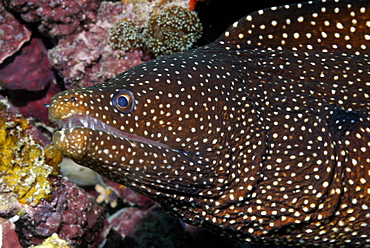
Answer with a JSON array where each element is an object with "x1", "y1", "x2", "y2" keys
[
  {"x1": 106, "y1": 207, "x2": 148, "y2": 237},
  {"x1": 0, "y1": 105, "x2": 104, "y2": 246},
  {"x1": 0, "y1": 217, "x2": 22, "y2": 248},
  {"x1": 16, "y1": 177, "x2": 106, "y2": 247},
  {"x1": 4, "y1": 0, "x2": 99, "y2": 38},
  {"x1": 0, "y1": 2, "x2": 31, "y2": 64},
  {"x1": 0, "y1": 38, "x2": 55, "y2": 91},
  {"x1": 48, "y1": 2, "x2": 150, "y2": 89}
]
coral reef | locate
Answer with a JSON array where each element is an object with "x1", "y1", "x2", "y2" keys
[
  {"x1": 0, "y1": 103, "x2": 105, "y2": 246},
  {"x1": 32, "y1": 233, "x2": 70, "y2": 248},
  {"x1": 142, "y1": 6, "x2": 202, "y2": 56},
  {"x1": 17, "y1": 177, "x2": 106, "y2": 247},
  {"x1": 44, "y1": 144, "x2": 64, "y2": 169},
  {"x1": 0, "y1": 101, "x2": 60, "y2": 206},
  {"x1": 0, "y1": 2, "x2": 31, "y2": 64},
  {"x1": 48, "y1": 2, "x2": 150, "y2": 89},
  {"x1": 0, "y1": 217, "x2": 22, "y2": 248},
  {"x1": 0, "y1": 30, "x2": 57, "y2": 122},
  {"x1": 0, "y1": 95, "x2": 55, "y2": 144},
  {"x1": 105, "y1": 207, "x2": 148, "y2": 238},
  {"x1": 3, "y1": 0, "x2": 99, "y2": 39},
  {"x1": 0, "y1": 38, "x2": 55, "y2": 91}
]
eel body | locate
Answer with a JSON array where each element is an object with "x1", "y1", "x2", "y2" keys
[{"x1": 49, "y1": 0, "x2": 370, "y2": 246}]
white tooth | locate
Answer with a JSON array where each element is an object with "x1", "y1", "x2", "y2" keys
[
  {"x1": 88, "y1": 116, "x2": 93, "y2": 128},
  {"x1": 82, "y1": 118, "x2": 88, "y2": 128},
  {"x1": 98, "y1": 120, "x2": 103, "y2": 130},
  {"x1": 68, "y1": 118, "x2": 73, "y2": 128},
  {"x1": 90, "y1": 119, "x2": 94, "y2": 129}
]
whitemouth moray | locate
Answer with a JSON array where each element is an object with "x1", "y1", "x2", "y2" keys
[{"x1": 49, "y1": 0, "x2": 370, "y2": 246}]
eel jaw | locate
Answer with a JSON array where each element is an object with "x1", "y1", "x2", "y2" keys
[{"x1": 53, "y1": 114, "x2": 170, "y2": 149}]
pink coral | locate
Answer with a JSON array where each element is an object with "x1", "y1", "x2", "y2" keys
[
  {"x1": 0, "y1": 2, "x2": 31, "y2": 64},
  {"x1": 15, "y1": 177, "x2": 106, "y2": 247},
  {"x1": 4, "y1": 0, "x2": 99, "y2": 38},
  {"x1": 106, "y1": 208, "x2": 148, "y2": 237},
  {"x1": 0, "y1": 102, "x2": 104, "y2": 247},
  {"x1": 0, "y1": 217, "x2": 22, "y2": 248},
  {"x1": 0, "y1": 38, "x2": 55, "y2": 91},
  {"x1": 48, "y1": 2, "x2": 150, "y2": 89}
]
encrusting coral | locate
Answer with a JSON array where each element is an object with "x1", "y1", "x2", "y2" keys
[
  {"x1": 0, "y1": 38, "x2": 55, "y2": 92},
  {"x1": 3, "y1": 0, "x2": 100, "y2": 39},
  {"x1": 0, "y1": 2, "x2": 31, "y2": 64},
  {"x1": 0, "y1": 217, "x2": 22, "y2": 248},
  {"x1": 17, "y1": 177, "x2": 106, "y2": 247},
  {"x1": 0, "y1": 101, "x2": 61, "y2": 206},
  {"x1": 31, "y1": 233, "x2": 70, "y2": 248},
  {"x1": 0, "y1": 100, "x2": 107, "y2": 247},
  {"x1": 48, "y1": 1, "x2": 149, "y2": 89}
]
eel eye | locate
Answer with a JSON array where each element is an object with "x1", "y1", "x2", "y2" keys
[{"x1": 112, "y1": 90, "x2": 135, "y2": 113}]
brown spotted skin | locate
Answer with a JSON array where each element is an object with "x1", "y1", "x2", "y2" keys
[{"x1": 49, "y1": 0, "x2": 370, "y2": 246}]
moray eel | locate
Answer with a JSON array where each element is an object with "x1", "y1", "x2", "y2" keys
[{"x1": 49, "y1": 0, "x2": 370, "y2": 246}]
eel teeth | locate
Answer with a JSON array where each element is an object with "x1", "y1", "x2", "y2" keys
[{"x1": 56, "y1": 115, "x2": 170, "y2": 149}]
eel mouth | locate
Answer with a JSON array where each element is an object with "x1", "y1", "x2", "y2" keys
[{"x1": 54, "y1": 114, "x2": 170, "y2": 149}]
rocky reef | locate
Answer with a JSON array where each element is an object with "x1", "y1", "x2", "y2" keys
[
  {"x1": 0, "y1": 101, "x2": 105, "y2": 247},
  {"x1": 0, "y1": 101, "x2": 58, "y2": 206}
]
